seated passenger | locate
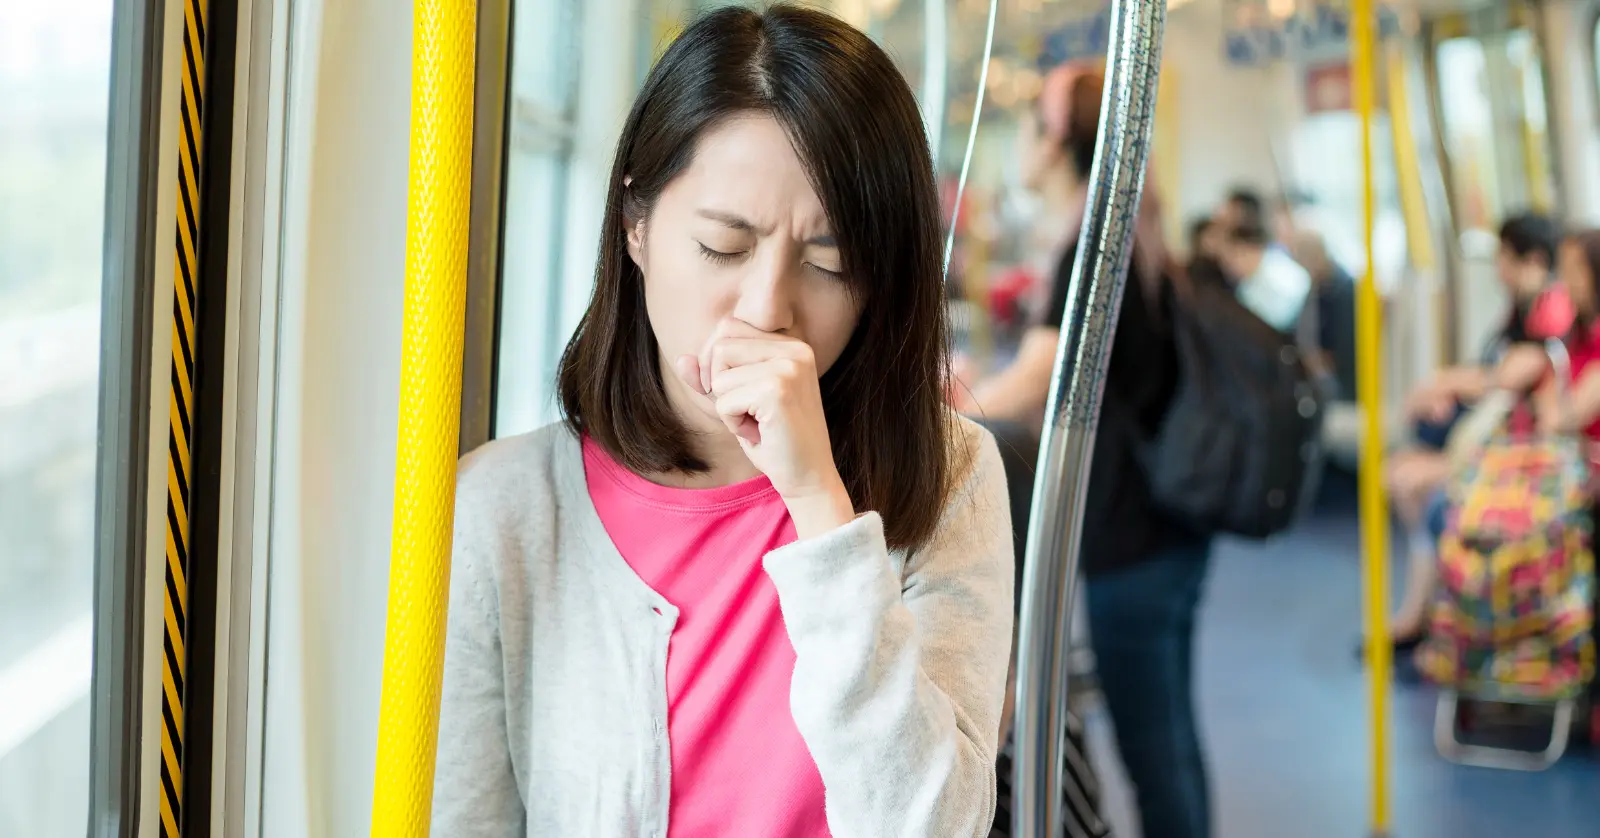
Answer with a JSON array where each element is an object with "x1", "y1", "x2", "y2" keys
[
  {"x1": 431, "y1": 8, "x2": 1014, "y2": 836},
  {"x1": 1497, "y1": 229, "x2": 1600, "y2": 440},
  {"x1": 1374, "y1": 212, "x2": 1564, "y2": 655},
  {"x1": 1223, "y1": 218, "x2": 1313, "y2": 332},
  {"x1": 958, "y1": 63, "x2": 1214, "y2": 838}
]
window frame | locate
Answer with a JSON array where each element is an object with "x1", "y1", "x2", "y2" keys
[
  {"x1": 490, "y1": 0, "x2": 585, "y2": 439},
  {"x1": 89, "y1": 0, "x2": 166, "y2": 834},
  {"x1": 460, "y1": 0, "x2": 516, "y2": 453}
]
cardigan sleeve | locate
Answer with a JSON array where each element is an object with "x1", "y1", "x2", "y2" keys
[{"x1": 762, "y1": 420, "x2": 1014, "y2": 837}]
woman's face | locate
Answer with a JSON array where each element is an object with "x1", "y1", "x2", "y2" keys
[
  {"x1": 1497, "y1": 243, "x2": 1548, "y2": 297},
  {"x1": 1559, "y1": 240, "x2": 1596, "y2": 321},
  {"x1": 1015, "y1": 110, "x2": 1062, "y2": 193},
  {"x1": 627, "y1": 113, "x2": 864, "y2": 431},
  {"x1": 1197, "y1": 222, "x2": 1228, "y2": 261}
]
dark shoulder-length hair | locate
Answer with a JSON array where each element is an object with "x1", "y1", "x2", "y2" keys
[
  {"x1": 557, "y1": 3, "x2": 960, "y2": 551},
  {"x1": 1567, "y1": 229, "x2": 1600, "y2": 341}
]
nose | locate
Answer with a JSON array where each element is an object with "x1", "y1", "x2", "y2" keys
[{"x1": 730, "y1": 254, "x2": 797, "y2": 334}]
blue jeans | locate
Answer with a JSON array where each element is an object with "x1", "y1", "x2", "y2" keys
[
  {"x1": 1086, "y1": 543, "x2": 1212, "y2": 838},
  {"x1": 1425, "y1": 487, "x2": 1450, "y2": 543}
]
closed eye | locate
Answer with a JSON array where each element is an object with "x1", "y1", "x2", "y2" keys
[
  {"x1": 808, "y1": 263, "x2": 844, "y2": 280},
  {"x1": 697, "y1": 243, "x2": 744, "y2": 264}
]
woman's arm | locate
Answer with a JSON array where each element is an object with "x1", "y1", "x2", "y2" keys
[
  {"x1": 959, "y1": 327, "x2": 1060, "y2": 421},
  {"x1": 431, "y1": 459, "x2": 525, "y2": 837},
  {"x1": 1541, "y1": 365, "x2": 1600, "y2": 434},
  {"x1": 762, "y1": 424, "x2": 1014, "y2": 838},
  {"x1": 1433, "y1": 364, "x2": 1492, "y2": 404},
  {"x1": 1495, "y1": 343, "x2": 1554, "y2": 394}
]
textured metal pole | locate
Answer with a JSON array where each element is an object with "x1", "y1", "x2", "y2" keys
[
  {"x1": 1010, "y1": 0, "x2": 1166, "y2": 833},
  {"x1": 371, "y1": 0, "x2": 476, "y2": 834}
]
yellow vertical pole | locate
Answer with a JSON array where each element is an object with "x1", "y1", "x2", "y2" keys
[
  {"x1": 1353, "y1": 0, "x2": 1392, "y2": 835},
  {"x1": 370, "y1": 0, "x2": 476, "y2": 835}
]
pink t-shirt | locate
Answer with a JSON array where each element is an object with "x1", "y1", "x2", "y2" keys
[
  {"x1": 582, "y1": 437, "x2": 831, "y2": 838},
  {"x1": 1565, "y1": 327, "x2": 1600, "y2": 444}
]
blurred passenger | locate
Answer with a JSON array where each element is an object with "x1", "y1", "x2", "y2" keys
[
  {"x1": 1223, "y1": 218, "x2": 1312, "y2": 333},
  {"x1": 1217, "y1": 186, "x2": 1265, "y2": 233},
  {"x1": 1497, "y1": 229, "x2": 1600, "y2": 440},
  {"x1": 1186, "y1": 216, "x2": 1234, "y2": 295},
  {"x1": 1375, "y1": 213, "x2": 1564, "y2": 653},
  {"x1": 1189, "y1": 215, "x2": 1227, "y2": 264},
  {"x1": 1290, "y1": 230, "x2": 1358, "y2": 403},
  {"x1": 431, "y1": 8, "x2": 1014, "y2": 836},
  {"x1": 1270, "y1": 194, "x2": 1300, "y2": 245},
  {"x1": 958, "y1": 63, "x2": 1213, "y2": 838}
]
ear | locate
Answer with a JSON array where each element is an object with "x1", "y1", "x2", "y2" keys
[
  {"x1": 621, "y1": 174, "x2": 644, "y2": 267},
  {"x1": 625, "y1": 217, "x2": 645, "y2": 268}
]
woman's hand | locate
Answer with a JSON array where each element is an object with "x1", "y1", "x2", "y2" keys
[
  {"x1": 1406, "y1": 384, "x2": 1458, "y2": 424},
  {"x1": 675, "y1": 319, "x2": 855, "y2": 538}
]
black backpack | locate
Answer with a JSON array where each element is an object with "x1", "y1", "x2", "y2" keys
[{"x1": 1140, "y1": 274, "x2": 1325, "y2": 539}]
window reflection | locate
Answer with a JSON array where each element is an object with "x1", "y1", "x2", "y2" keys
[{"x1": 0, "y1": 1, "x2": 114, "y2": 835}]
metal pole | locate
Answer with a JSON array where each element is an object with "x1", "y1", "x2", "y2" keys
[
  {"x1": 371, "y1": 0, "x2": 477, "y2": 834},
  {"x1": 1010, "y1": 0, "x2": 1166, "y2": 832}
]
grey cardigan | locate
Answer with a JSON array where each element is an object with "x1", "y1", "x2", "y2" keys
[{"x1": 430, "y1": 420, "x2": 1014, "y2": 837}]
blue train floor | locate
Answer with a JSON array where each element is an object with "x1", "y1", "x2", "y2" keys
[{"x1": 1083, "y1": 470, "x2": 1600, "y2": 837}]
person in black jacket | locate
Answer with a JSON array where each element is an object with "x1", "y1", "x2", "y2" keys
[{"x1": 956, "y1": 65, "x2": 1212, "y2": 838}]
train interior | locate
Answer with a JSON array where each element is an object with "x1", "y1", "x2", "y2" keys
[{"x1": 4, "y1": 0, "x2": 1600, "y2": 835}]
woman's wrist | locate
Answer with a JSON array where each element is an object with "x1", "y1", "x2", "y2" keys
[{"x1": 783, "y1": 478, "x2": 857, "y2": 541}]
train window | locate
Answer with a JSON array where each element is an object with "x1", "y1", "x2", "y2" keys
[
  {"x1": 496, "y1": 0, "x2": 583, "y2": 436},
  {"x1": 1290, "y1": 110, "x2": 1408, "y2": 288},
  {"x1": 1434, "y1": 28, "x2": 1557, "y2": 241},
  {"x1": 0, "y1": 3, "x2": 115, "y2": 835}
]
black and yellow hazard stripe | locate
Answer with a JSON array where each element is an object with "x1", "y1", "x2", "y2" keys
[{"x1": 161, "y1": 0, "x2": 209, "y2": 834}]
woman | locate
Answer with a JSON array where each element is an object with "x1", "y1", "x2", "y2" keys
[
  {"x1": 432, "y1": 7, "x2": 1014, "y2": 837},
  {"x1": 956, "y1": 65, "x2": 1212, "y2": 838},
  {"x1": 1498, "y1": 230, "x2": 1600, "y2": 434},
  {"x1": 1374, "y1": 213, "x2": 1564, "y2": 657}
]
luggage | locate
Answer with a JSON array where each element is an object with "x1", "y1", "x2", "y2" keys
[
  {"x1": 1417, "y1": 341, "x2": 1596, "y2": 768},
  {"x1": 1416, "y1": 399, "x2": 1595, "y2": 699},
  {"x1": 1139, "y1": 274, "x2": 1324, "y2": 539}
]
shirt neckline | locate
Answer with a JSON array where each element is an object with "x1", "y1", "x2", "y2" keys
[{"x1": 581, "y1": 435, "x2": 780, "y2": 513}]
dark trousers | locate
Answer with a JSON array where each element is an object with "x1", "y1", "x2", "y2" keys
[
  {"x1": 1086, "y1": 545, "x2": 1213, "y2": 838},
  {"x1": 977, "y1": 417, "x2": 1213, "y2": 837}
]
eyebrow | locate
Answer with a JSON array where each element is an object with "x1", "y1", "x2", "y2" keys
[{"x1": 696, "y1": 209, "x2": 836, "y2": 248}]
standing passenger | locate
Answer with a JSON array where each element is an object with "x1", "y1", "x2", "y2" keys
[
  {"x1": 432, "y1": 7, "x2": 1015, "y2": 836},
  {"x1": 956, "y1": 64, "x2": 1213, "y2": 838}
]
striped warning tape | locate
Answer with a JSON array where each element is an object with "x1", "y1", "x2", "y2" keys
[{"x1": 161, "y1": 0, "x2": 209, "y2": 834}]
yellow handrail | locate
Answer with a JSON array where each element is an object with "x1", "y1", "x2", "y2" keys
[
  {"x1": 371, "y1": 0, "x2": 477, "y2": 834},
  {"x1": 1386, "y1": 40, "x2": 1434, "y2": 274},
  {"x1": 1353, "y1": 0, "x2": 1393, "y2": 834}
]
